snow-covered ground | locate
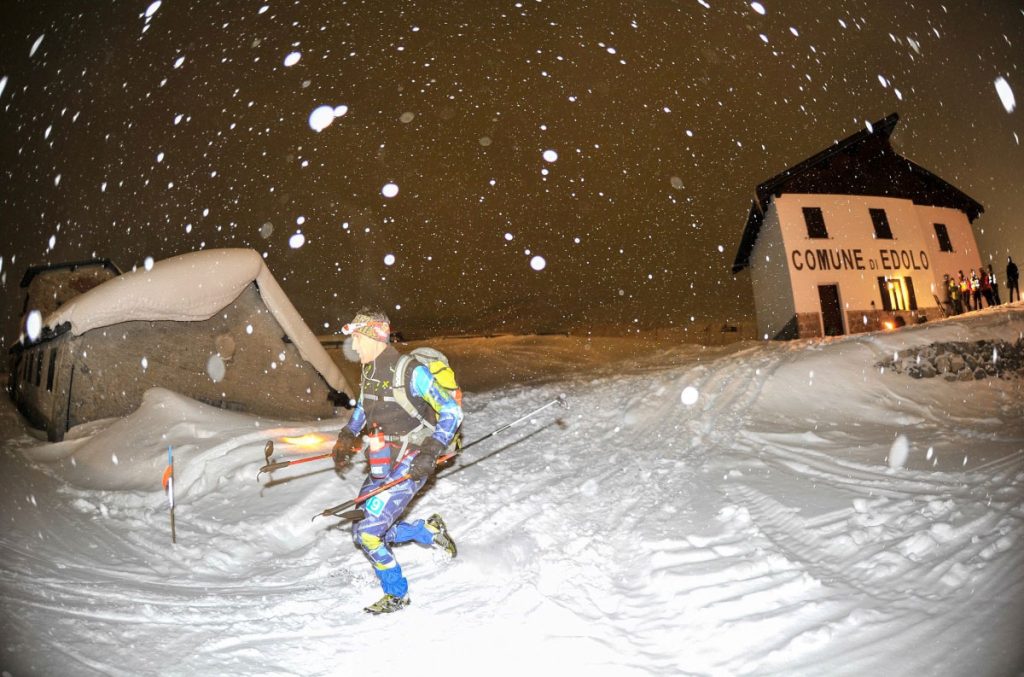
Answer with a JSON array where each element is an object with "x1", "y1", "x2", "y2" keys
[{"x1": 2, "y1": 306, "x2": 1023, "y2": 676}]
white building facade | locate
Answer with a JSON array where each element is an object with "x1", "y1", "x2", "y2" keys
[{"x1": 733, "y1": 114, "x2": 984, "y2": 340}]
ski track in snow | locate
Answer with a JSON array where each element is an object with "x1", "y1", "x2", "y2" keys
[{"x1": 2, "y1": 309, "x2": 1024, "y2": 676}]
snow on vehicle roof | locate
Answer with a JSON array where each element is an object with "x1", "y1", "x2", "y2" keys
[{"x1": 43, "y1": 248, "x2": 349, "y2": 393}]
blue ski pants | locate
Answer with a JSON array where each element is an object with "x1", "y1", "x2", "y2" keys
[{"x1": 352, "y1": 451, "x2": 436, "y2": 598}]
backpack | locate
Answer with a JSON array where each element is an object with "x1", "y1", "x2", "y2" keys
[{"x1": 392, "y1": 348, "x2": 463, "y2": 448}]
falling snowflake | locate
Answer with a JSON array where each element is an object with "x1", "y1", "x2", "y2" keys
[
  {"x1": 888, "y1": 435, "x2": 910, "y2": 469},
  {"x1": 206, "y1": 354, "x2": 226, "y2": 383},
  {"x1": 29, "y1": 35, "x2": 45, "y2": 57},
  {"x1": 994, "y1": 76, "x2": 1015, "y2": 113},
  {"x1": 26, "y1": 310, "x2": 42, "y2": 342},
  {"x1": 309, "y1": 105, "x2": 346, "y2": 132}
]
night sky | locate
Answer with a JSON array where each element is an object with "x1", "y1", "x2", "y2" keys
[{"x1": 1, "y1": 1, "x2": 1021, "y2": 342}]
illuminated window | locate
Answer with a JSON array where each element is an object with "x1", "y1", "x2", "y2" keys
[{"x1": 876, "y1": 276, "x2": 917, "y2": 312}]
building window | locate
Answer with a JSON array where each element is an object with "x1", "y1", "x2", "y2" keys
[
  {"x1": 877, "y1": 277, "x2": 893, "y2": 311},
  {"x1": 36, "y1": 351, "x2": 44, "y2": 387},
  {"x1": 904, "y1": 277, "x2": 918, "y2": 310},
  {"x1": 46, "y1": 350, "x2": 58, "y2": 392},
  {"x1": 802, "y1": 207, "x2": 828, "y2": 239},
  {"x1": 869, "y1": 208, "x2": 893, "y2": 240},
  {"x1": 877, "y1": 276, "x2": 916, "y2": 312},
  {"x1": 934, "y1": 223, "x2": 954, "y2": 252}
]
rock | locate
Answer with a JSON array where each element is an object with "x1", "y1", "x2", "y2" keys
[{"x1": 875, "y1": 338, "x2": 1024, "y2": 382}]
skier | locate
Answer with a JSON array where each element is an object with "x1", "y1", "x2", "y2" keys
[{"x1": 332, "y1": 309, "x2": 462, "y2": 614}]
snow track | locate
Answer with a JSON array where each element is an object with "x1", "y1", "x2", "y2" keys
[{"x1": 2, "y1": 310, "x2": 1023, "y2": 676}]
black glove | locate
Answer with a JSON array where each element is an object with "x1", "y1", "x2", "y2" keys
[
  {"x1": 332, "y1": 429, "x2": 359, "y2": 472},
  {"x1": 408, "y1": 438, "x2": 446, "y2": 480}
]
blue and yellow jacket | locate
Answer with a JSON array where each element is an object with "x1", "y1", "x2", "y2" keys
[{"x1": 346, "y1": 345, "x2": 463, "y2": 448}]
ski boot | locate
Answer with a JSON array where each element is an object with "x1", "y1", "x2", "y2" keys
[
  {"x1": 364, "y1": 593, "x2": 411, "y2": 615},
  {"x1": 426, "y1": 514, "x2": 457, "y2": 558}
]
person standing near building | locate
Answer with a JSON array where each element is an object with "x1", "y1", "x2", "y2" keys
[
  {"x1": 958, "y1": 271, "x2": 971, "y2": 311},
  {"x1": 946, "y1": 274, "x2": 962, "y2": 315},
  {"x1": 1007, "y1": 256, "x2": 1020, "y2": 303},
  {"x1": 987, "y1": 264, "x2": 1002, "y2": 305},
  {"x1": 332, "y1": 309, "x2": 462, "y2": 614},
  {"x1": 969, "y1": 269, "x2": 982, "y2": 310},
  {"x1": 980, "y1": 268, "x2": 994, "y2": 307}
]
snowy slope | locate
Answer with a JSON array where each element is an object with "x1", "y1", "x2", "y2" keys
[{"x1": 1, "y1": 307, "x2": 1023, "y2": 677}]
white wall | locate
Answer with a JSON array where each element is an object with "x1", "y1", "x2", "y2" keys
[
  {"x1": 913, "y1": 203, "x2": 984, "y2": 297},
  {"x1": 769, "y1": 194, "x2": 981, "y2": 321},
  {"x1": 749, "y1": 205, "x2": 796, "y2": 339}
]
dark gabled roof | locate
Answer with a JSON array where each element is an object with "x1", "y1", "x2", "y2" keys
[
  {"x1": 732, "y1": 113, "x2": 985, "y2": 273},
  {"x1": 20, "y1": 258, "x2": 121, "y2": 287}
]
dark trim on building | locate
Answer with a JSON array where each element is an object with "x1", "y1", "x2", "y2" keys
[
  {"x1": 731, "y1": 113, "x2": 985, "y2": 273},
  {"x1": 20, "y1": 259, "x2": 121, "y2": 288}
]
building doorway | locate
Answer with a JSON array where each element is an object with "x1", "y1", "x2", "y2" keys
[{"x1": 818, "y1": 284, "x2": 845, "y2": 336}]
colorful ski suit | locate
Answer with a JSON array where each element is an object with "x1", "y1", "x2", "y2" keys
[{"x1": 344, "y1": 345, "x2": 463, "y2": 597}]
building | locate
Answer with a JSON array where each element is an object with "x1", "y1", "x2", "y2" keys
[
  {"x1": 7, "y1": 249, "x2": 354, "y2": 441},
  {"x1": 732, "y1": 113, "x2": 984, "y2": 340}
]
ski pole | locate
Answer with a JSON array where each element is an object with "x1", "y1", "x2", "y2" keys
[
  {"x1": 257, "y1": 440, "x2": 357, "y2": 480},
  {"x1": 265, "y1": 396, "x2": 569, "y2": 482},
  {"x1": 264, "y1": 452, "x2": 332, "y2": 472},
  {"x1": 313, "y1": 450, "x2": 459, "y2": 521},
  {"x1": 458, "y1": 393, "x2": 567, "y2": 455},
  {"x1": 313, "y1": 394, "x2": 568, "y2": 521},
  {"x1": 162, "y1": 446, "x2": 176, "y2": 544},
  {"x1": 257, "y1": 452, "x2": 332, "y2": 479}
]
